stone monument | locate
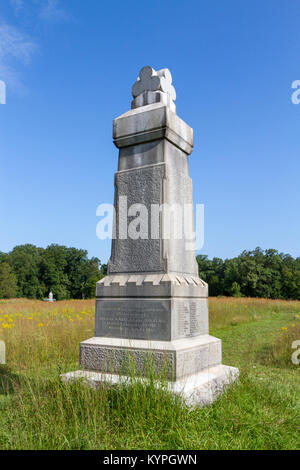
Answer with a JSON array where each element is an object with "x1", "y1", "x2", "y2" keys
[
  {"x1": 44, "y1": 291, "x2": 55, "y2": 302},
  {"x1": 63, "y1": 66, "x2": 238, "y2": 406}
]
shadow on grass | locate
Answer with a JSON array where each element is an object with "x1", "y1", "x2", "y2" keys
[{"x1": 0, "y1": 366, "x2": 20, "y2": 395}]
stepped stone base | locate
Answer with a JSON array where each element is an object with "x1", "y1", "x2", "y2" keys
[
  {"x1": 79, "y1": 335, "x2": 222, "y2": 380},
  {"x1": 61, "y1": 365, "x2": 239, "y2": 407}
]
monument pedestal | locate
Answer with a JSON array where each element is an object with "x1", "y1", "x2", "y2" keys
[
  {"x1": 62, "y1": 66, "x2": 238, "y2": 406},
  {"x1": 62, "y1": 365, "x2": 238, "y2": 407},
  {"x1": 79, "y1": 334, "x2": 222, "y2": 380}
]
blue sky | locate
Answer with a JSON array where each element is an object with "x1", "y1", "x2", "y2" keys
[{"x1": 0, "y1": 0, "x2": 299, "y2": 264}]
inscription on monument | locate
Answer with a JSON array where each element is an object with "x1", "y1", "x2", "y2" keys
[
  {"x1": 109, "y1": 163, "x2": 166, "y2": 273},
  {"x1": 175, "y1": 300, "x2": 207, "y2": 338},
  {"x1": 96, "y1": 299, "x2": 171, "y2": 341}
]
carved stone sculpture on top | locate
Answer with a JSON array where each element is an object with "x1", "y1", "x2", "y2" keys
[{"x1": 131, "y1": 66, "x2": 176, "y2": 112}]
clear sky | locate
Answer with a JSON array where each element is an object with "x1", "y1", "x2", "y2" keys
[{"x1": 0, "y1": 0, "x2": 299, "y2": 264}]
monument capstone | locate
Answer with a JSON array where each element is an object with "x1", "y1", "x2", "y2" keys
[{"x1": 63, "y1": 66, "x2": 239, "y2": 406}]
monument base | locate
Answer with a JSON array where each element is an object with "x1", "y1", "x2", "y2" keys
[
  {"x1": 78, "y1": 335, "x2": 223, "y2": 380},
  {"x1": 61, "y1": 365, "x2": 239, "y2": 407},
  {"x1": 61, "y1": 334, "x2": 239, "y2": 406}
]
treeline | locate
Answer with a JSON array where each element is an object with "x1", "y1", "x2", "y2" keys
[
  {"x1": 197, "y1": 247, "x2": 300, "y2": 300},
  {"x1": 0, "y1": 244, "x2": 107, "y2": 300},
  {"x1": 0, "y1": 245, "x2": 299, "y2": 300}
]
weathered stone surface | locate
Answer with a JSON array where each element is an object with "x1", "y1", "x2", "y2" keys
[
  {"x1": 95, "y1": 297, "x2": 209, "y2": 341},
  {"x1": 113, "y1": 103, "x2": 193, "y2": 155},
  {"x1": 132, "y1": 90, "x2": 176, "y2": 112},
  {"x1": 95, "y1": 298, "x2": 171, "y2": 341},
  {"x1": 79, "y1": 335, "x2": 222, "y2": 380},
  {"x1": 118, "y1": 140, "x2": 164, "y2": 172},
  {"x1": 96, "y1": 274, "x2": 208, "y2": 298},
  {"x1": 172, "y1": 298, "x2": 209, "y2": 339},
  {"x1": 131, "y1": 66, "x2": 176, "y2": 112},
  {"x1": 108, "y1": 163, "x2": 166, "y2": 274},
  {"x1": 109, "y1": 142, "x2": 198, "y2": 276},
  {"x1": 132, "y1": 67, "x2": 176, "y2": 100}
]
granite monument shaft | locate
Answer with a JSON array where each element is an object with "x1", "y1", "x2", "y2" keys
[{"x1": 64, "y1": 66, "x2": 238, "y2": 405}]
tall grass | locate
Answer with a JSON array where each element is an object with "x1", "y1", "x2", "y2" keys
[
  {"x1": 0, "y1": 299, "x2": 94, "y2": 372},
  {"x1": 0, "y1": 297, "x2": 299, "y2": 449},
  {"x1": 1, "y1": 297, "x2": 299, "y2": 370},
  {"x1": 209, "y1": 296, "x2": 300, "y2": 329},
  {"x1": 257, "y1": 322, "x2": 300, "y2": 368}
]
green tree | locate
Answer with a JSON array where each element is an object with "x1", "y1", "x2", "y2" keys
[
  {"x1": 100, "y1": 263, "x2": 108, "y2": 276},
  {"x1": 0, "y1": 251, "x2": 8, "y2": 263},
  {"x1": 223, "y1": 258, "x2": 240, "y2": 295},
  {"x1": 39, "y1": 245, "x2": 70, "y2": 300},
  {"x1": 82, "y1": 258, "x2": 102, "y2": 298},
  {"x1": 196, "y1": 256, "x2": 224, "y2": 295},
  {"x1": 198, "y1": 247, "x2": 300, "y2": 300},
  {"x1": 230, "y1": 281, "x2": 242, "y2": 298},
  {"x1": 8, "y1": 244, "x2": 43, "y2": 298},
  {"x1": 0, "y1": 262, "x2": 17, "y2": 298}
]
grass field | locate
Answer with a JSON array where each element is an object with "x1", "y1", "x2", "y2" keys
[{"x1": 0, "y1": 297, "x2": 299, "y2": 450}]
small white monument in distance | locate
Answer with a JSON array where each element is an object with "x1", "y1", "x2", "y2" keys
[
  {"x1": 44, "y1": 291, "x2": 56, "y2": 302},
  {"x1": 63, "y1": 66, "x2": 239, "y2": 406}
]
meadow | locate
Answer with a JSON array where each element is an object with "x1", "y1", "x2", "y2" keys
[{"x1": 0, "y1": 297, "x2": 299, "y2": 450}]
